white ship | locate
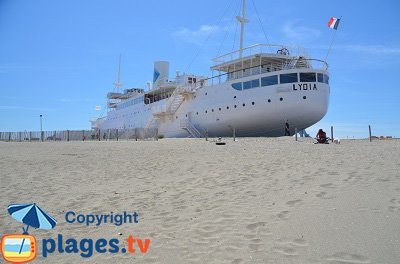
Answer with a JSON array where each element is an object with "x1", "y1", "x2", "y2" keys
[{"x1": 91, "y1": 0, "x2": 330, "y2": 138}]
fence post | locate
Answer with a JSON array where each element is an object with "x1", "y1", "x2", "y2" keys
[
  {"x1": 295, "y1": 127, "x2": 298, "y2": 141},
  {"x1": 135, "y1": 128, "x2": 138, "y2": 141},
  {"x1": 331, "y1": 126, "x2": 334, "y2": 142},
  {"x1": 19, "y1": 132, "x2": 22, "y2": 142},
  {"x1": 98, "y1": 129, "x2": 101, "y2": 141},
  {"x1": 82, "y1": 130, "x2": 85, "y2": 141},
  {"x1": 41, "y1": 131, "x2": 44, "y2": 142},
  {"x1": 205, "y1": 129, "x2": 208, "y2": 141},
  {"x1": 8, "y1": 132, "x2": 11, "y2": 142},
  {"x1": 369, "y1": 125, "x2": 372, "y2": 142},
  {"x1": 54, "y1": 131, "x2": 56, "y2": 141},
  {"x1": 233, "y1": 128, "x2": 236, "y2": 141},
  {"x1": 116, "y1": 129, "x2": 119, "y2": 141},
  {"x1": 67, "y1": 130, "x2": 70, "y2": 141},
  {"x1": 108, "y1": 129, "x2": 110, "y2": 141},
  {"x1": 29, "y1": 131, "x2": 32, "y2": 142}
]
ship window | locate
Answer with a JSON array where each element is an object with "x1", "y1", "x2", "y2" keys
[
  {"x1": 243, "y1": 79, "x2": 260, "y2": 90},
  {"x1": 317, "y1": 73, "x2": 324, "y2": 83},
  {"x1": 252, "y1": 102, "x2": 255, "y2": 105},
  {"x1": 268, "y1": 99, "x2": 271, "y2": 103},
  {"x1": 323, "y1": 74, "x2": 329, "y2": 84},
  {"x1": 234, "y1": 105, "x2": 237, "y2": 108},
  {"x1": 219, "y1": 108, "x2": 221, "y2": 111},
  {"x1": 212, "y1": 109, "x2": 214, "y2": 112},
  {"x1": 231, "y1": 82, "x2": 242, "y2": 91},
  {"x1": 261, "y1": 75, "x2": 278, "y2": 86},
  {"x1": 300, "y1": 72, "x2": 316, "y2": 82},
  {"x1": 303, "y1": 96, "x2": 307, "y2": 99},
  {"x1": 196, "y1": 112, "x2": 198, "y2": 115},
  {"x1": 226, "y1": 106, "x2": 229, "y2": 109},
  {"x1": 280, "y1": 73, "x2": 298, "y2": 83},
  {"x1": 242, "y1": 103, "x2": 245, "y2": 107},
  {"x1": 280, "y1": 97, "x2": 283, "y2": 101},
  {"x1": 205, "y1": 110, "x2": 207, "y2": 113}
]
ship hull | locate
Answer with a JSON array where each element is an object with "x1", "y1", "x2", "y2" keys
[{"x1": 97, "y1": 69, "x2": 330, "y2": 138}]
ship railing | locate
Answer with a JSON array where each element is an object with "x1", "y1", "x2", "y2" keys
[
  {"x1": 212, "y1": 43, "x2": 309, "y2": 66},
  {"x1": 205, "y1": 58, "x2": 328, "y2": 85}
]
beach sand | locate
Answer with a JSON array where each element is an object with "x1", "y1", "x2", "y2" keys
[{"x1": 0, "y1": 137, "x2": 399, "y2": 263}]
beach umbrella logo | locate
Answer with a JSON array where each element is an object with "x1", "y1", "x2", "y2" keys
[{"x1": 1, "y1": 203, "x2": 57, "y2": 263}]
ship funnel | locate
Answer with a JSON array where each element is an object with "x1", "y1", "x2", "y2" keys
[{"x1": 153, "y1": 61, "x2": 169, "y2": 87}]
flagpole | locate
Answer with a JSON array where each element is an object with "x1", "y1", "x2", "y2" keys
[{"x1": 325, "y1": 16, "x2": 342, "y2": 62}]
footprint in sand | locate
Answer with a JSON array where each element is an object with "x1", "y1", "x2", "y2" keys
[
  {"x1": 276, "y1": 211, "x2": 290, "y2": 220},
  {"x1": 273, "y1": 245, "x2": 298, "y2": 256},
  {"x1": 388, "y1": 198, "x2": 400, "y2": 212},
  {"x1": 286, "y1": 199, "x2": 302, "y2": 206},
  {"x1": 324, "y1": 252, "x2": 370, "y2": 263},
  {"x1": 247, "y1": 238, "x2": 264, "y2": 251},
  {"x1": 320, "y1": 183, "x2": 336, "y2": 188},
  {"x1": 272, "y1": 237, "x2": 308, "y2": 257},
  {"x1": 316, "y1": 191, "x2": 335, "y2": 200},
  {"x1": 246, "y1": 222, "x2": 266, "y2": 231}
]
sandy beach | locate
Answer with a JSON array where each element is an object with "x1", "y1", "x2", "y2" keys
[{"x1": 0, "y1": 137, "x2": 399, "y2": 263}]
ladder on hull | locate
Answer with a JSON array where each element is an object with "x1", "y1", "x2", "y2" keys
[
  {"x1": 146, "y1": 84, "x2": 196, "y2": 129},
  {"x1": 180, "y1": 119, "x2": 202, "y2": 138}
]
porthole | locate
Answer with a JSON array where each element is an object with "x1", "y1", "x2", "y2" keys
[
  {"x1": 226, "y1": 106, "x2": 229, "y2": 110},
  {"x1": 205, "y1": 92, "x2": 208, "y2": 95},
  {"x1": 252, "y1": 102, "x2": 255, "y2": 105},
  {"x1": 212, "y1": 109, "x2": 214, "y2": 112},
  {"x1": 234, "y1": 96, "x2": 237, "y2": 99},
  {"x1": 176, "y1": 116, "x2": 178, "y2": 119},
  {"x1": 234, "y1": 105, "x2": 237, "y2": 108},
  {"x1": 280, "y1": 97, "x2": 283, "y2": 101},
  {"x1": 196, "y1": 112, "x2": 198, "y2": 115},
  {"x1": 219, "y1": 108, "x2": 222, "y2": 111},
  {"x1": 242, "y1": 103, "x2": 245, "y2": 107},
  {"x1": 303, "y1": 96, "x2": 307, "y2": 99},
  {"x1": 268, "y1": 99, "x2": 271, "y2": 103},
  {"x1": 205, "y1": 110, "x2": 208, "y2": 113}
]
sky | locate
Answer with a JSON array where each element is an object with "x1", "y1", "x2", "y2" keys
[{"x1": 1, "y1": 0, "x2": 399, "y2": 138}]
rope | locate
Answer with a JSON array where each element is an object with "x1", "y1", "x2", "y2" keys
[
  {"x1": 216, "y1": 0, "x2": 242, "y2": 56},
  {"x1": 184, "y1": 0, "x2": 236, "y2": 73},
  {"x1": 250, "y1": 0, "x2": 272, "y2": 52}
]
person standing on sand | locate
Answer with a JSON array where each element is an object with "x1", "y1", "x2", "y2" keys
[{"x1": 284, "y1": 120, "x2": 290, "y2": 136}]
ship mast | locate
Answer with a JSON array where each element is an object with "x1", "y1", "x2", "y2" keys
[
  {"x1": 236, "y1": 0, "x2": 249, "y2": 58},
  {"x1": 113, "y1": 55, "x2": 123, "y2": 92}
]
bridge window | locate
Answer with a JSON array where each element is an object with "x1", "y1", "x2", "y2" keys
[
  {"x1": 323, "y1": 74, "x2": 329, "y2": 84},
  {"x1": 261, "y1": 75, "x2": 278, "y2": 86},
  {"x1": 231, "y1": 82, "x2": 242, "y2": 91},
  {"x1": 300, "y1": 72, "x2": 316, "y2": 82},
  {"x1": 317, "y1": 73, "x2": 324, "y2": 83},
  {"x1": 243, "y1": 79, "x2": 260, "y2": 90},
  {"x1": 280, "y1": 73, "x2": 298, "y2": 84}
]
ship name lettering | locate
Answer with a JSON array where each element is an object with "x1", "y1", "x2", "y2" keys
[{"x1": 292, "y1": 83, "x2": 317, "y2": 91}]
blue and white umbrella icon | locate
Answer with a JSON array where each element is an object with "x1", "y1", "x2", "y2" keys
[
  {"x1": 7, "y1": 203, "x2": 57, "y2": 255},
  {"x1": 8, "y1": 203, "x2": 57, "y2": 234}
]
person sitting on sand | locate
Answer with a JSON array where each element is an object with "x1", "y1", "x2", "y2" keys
[{"x1": 316, "y1": 129, "x2": 327, "y2": 143}]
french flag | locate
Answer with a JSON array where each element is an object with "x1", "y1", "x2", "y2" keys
[{"x1": 328, "y1": 17, "x2": 340, "y2": 30}]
